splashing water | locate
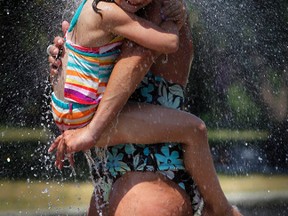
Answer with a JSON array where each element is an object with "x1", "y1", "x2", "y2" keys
[{"x1": 1, "y1": 0, "x2": 287, "y2": 215}]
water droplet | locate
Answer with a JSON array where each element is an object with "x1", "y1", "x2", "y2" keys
[{"x1": 41, "y1": 188, "x2": 49, "y2": 194}]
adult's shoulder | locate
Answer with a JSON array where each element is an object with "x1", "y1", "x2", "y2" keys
[{"x1": 96, "y1": 1, "x2": 134, "y2": 24}]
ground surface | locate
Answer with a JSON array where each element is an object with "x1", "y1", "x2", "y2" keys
[{"x1": 0, "y1": 175, "x2": 287, "y2": 215}]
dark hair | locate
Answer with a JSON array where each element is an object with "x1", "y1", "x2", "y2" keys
[
  {"x1": 92, "y1": 0, "x2": 114, "y2": 15},
  {"x1": 92, "y1": 0, "x2": 148, "y2": 18}
]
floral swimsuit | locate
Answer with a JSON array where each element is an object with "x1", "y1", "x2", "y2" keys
[{"x1": 86, "y1": 72, "x2": 203, "y2": 214}]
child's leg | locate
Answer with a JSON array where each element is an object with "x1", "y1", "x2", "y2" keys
[
  {"x1": 96, "y1": 101, "x2": 203, "y2": 147},
  {"x1": 97, "y1": 102, "x2": 241, "y2": 216}
]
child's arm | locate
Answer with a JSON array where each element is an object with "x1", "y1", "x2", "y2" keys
[{"x1": 99, "y1": 1, "x2": 182, "y2": 54}]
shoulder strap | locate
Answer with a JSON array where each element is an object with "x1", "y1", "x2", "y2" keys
[{"x1": 68, "y1": 0, "x2": 88, "y2": 33}]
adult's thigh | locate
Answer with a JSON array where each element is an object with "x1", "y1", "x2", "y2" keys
[{"x1": 107, "y1": 172, "x2": 193, "y2": 216}]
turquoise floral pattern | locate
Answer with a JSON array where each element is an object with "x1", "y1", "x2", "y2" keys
[
  {"x1": 90, "y1": 72, "x2": 202, "y2": 214},
  {"x1": 155, "y1": 145, "x2": 185, "y2": 170},
  {"x1": 106, "y1": 147, "x2": 130, "y2": 177},
  {"x1": 140, "y1": 83, "x2": 154, "y2": 103},
  {"x1": 157, "y1": 84, "x2": 184, "y2": 109}
]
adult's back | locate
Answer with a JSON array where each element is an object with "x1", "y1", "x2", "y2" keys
[{"x1": 152, "y1": 15, "x2": 194, "y2": 87}]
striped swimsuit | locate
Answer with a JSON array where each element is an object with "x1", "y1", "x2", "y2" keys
[{"x1": 51, "y1": 0, "x2": 123, "y2": 131}]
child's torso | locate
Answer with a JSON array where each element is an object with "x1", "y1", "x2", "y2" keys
[
  {"x1": 68, "y1": 0, "x2": 116, "y2": 48},
  {"x1": 53, "y1": 0, "x2": 124, "y2": 105}
]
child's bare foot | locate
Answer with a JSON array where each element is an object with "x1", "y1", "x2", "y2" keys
[
  {"x1": 223, "y1": 205, "x2": 243, "y2": 216},
  {"x1": 229, "y1": 205, "x2": 243, "y2": 216}
]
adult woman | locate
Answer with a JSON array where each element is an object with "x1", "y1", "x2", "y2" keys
[{"x1": 48, "y1": 1, "x2": 242, "y2": 215}]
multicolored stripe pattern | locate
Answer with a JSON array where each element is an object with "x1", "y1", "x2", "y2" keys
[
  {"x1": 51, "y1": 37, "x2": 123, "y2": 131},
  {"x1": 51, "y1": 92, "x2": 98, "y2": 131},
  {"x1": 64, "y1": 37, "x2": 123, "y2": 105},
  {"x1": 51, "y1": 0, "x2": 124, "y2": 131}
]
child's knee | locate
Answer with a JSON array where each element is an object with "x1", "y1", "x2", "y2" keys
[
  {"x1": 184, "y1": 117, "x2": 207, "y2": 143},
  {"x1": 189, "y1": 117, "x2": 207, "y2": 135},
  {"x1": 196, "y1": 120, "x2": 207, "y2": 137}
]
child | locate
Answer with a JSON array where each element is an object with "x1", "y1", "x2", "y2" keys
[
  {"x1": 51, "y1": 0, "x2": 181, "y2": 131},
  {"x1": 49, "y1": 0, "x2": 242, "y2": 215}
]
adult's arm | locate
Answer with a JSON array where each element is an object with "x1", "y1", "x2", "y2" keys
[
  {"x1": 86, "y1": 42, "x2": 157, "y2": 142},
  {"x1": 49, "y1": 41, "x2": 158, "y2": 160},
  {"x1": 48, "y1": 1, "x2": 186, "y2": 168},
  {"x1": 80, "y1": 0, "x2": 187, "y2": 145}
]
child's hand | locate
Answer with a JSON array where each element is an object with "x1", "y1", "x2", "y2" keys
[
  {"x1": 48, "y1": 134, "x2": 75, "y2": 170},
  {"x1": 161, "y1": 0, "x2": 186, "y2": 29},
  {"x1": 48, "y1": 126, "x2": 97, "y2": 170}
]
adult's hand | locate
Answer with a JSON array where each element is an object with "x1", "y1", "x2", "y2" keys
[
  {"x1": 47, "y1": 21, "x2": 69, "y2": 78},
  {"x1": 161, "y1": 0, "x2": 186, "y2": 29}
]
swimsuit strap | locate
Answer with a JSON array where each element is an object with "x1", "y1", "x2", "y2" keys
[{"x1": 68, "y1": 0, "x2": 88, "y2": 33}]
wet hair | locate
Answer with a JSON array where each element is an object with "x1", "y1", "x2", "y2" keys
[{"x1": 92, "y1": 0, "x2": 114, "y2": 16}]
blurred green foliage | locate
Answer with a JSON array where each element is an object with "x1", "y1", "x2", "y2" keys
[
  {"x1": 227, "y1": 84, "x2": 261, "y2": 128},
  {"x1": 0, "y1": 0, "x2": 287, "y2": 173}
]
